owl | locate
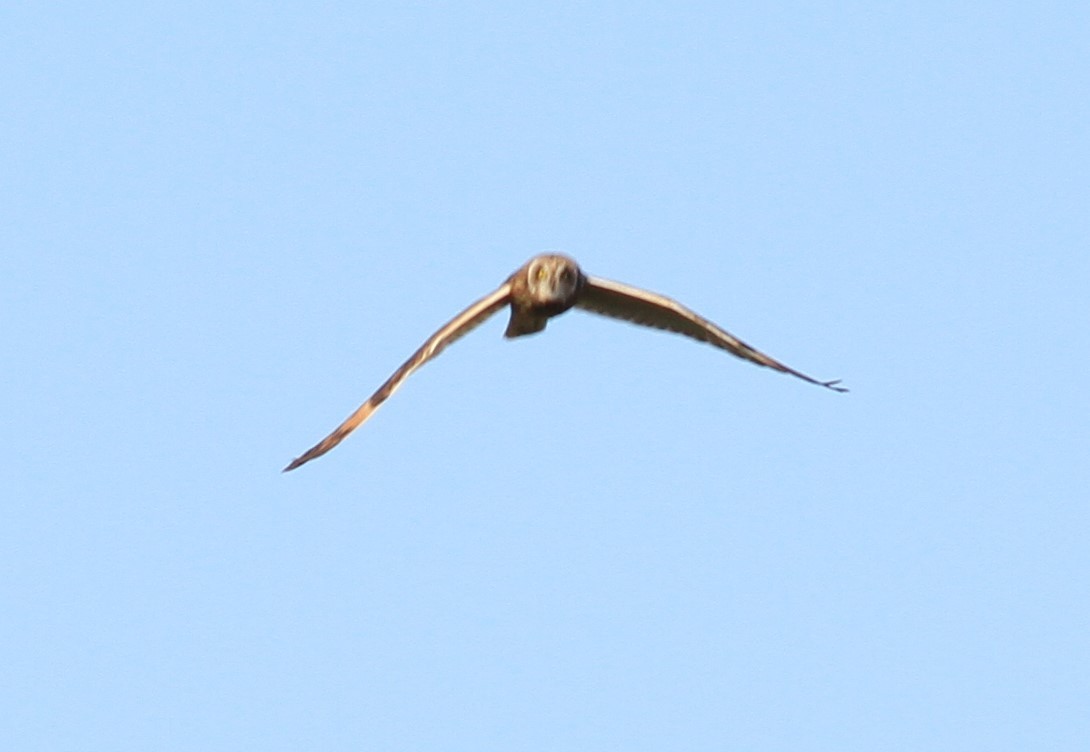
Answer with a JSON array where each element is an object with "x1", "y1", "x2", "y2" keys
[{"x1": 285, "y1": 254, "x2": 846, "y2": 471}]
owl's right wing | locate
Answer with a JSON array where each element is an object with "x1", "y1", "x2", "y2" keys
[
  {"x1": 284, "y1": 284, "x2": 512, "y2": 471},
  {"x1": 577, "y1": 275, "x2": 846, "y2": 392}
]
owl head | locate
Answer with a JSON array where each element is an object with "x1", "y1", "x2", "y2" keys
[{"x1": 525, "y1": 254, "x2": 583, "y2": 307}]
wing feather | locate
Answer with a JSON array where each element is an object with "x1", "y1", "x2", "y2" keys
[
  {"x1": 576, "y1": 276, "x2": 846, "y2": 392},
  {"x1": 283, "y1": 284, "x2": 512, "y2": 471}
]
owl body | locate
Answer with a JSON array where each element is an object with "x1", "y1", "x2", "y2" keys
[
  {"x1": 284, "y1": 252, "x2": 845, "y2": 471},
  {"x1": 504, "y1": 254, "x2": 585, "y2": 337}
]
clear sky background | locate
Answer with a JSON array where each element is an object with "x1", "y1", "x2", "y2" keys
[{"x1": 4, "y1": 3, "x2": 1088, "y2": 750}]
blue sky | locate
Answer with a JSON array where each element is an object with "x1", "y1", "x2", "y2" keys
[{"x1": 3, "y1": 2, "x2": 1088, "y2": 750}]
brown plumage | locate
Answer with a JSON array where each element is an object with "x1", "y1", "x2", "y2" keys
[{"x1": 284, "y1": 253, "x2": 846, "y2": 471}]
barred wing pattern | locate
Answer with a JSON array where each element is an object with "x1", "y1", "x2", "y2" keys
[
  {"x1": 283, "y1": 285, "x2": 512, "y2": 472},
  {"x1": 576, "y1": 276, "x2": 847, "y2": 392}
]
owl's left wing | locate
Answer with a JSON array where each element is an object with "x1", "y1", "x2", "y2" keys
[
  {"x1": 576, "y1": 275, "x2": 846, "y2": 392},
  {"x1": 284, "y1": 284, "x2": 512, "y2": 471}
]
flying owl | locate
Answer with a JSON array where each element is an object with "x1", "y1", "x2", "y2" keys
[{"x1": 284, "y1": 254, "x2": 846, "y2": 471}]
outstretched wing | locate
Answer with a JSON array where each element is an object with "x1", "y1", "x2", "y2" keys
[
  {"x1": 284, "y1": 284, "x2": 512, "y2": 471},
  {"x1": 576, "y1": 275, "x2": 847, "y2": 392}
]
